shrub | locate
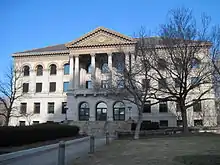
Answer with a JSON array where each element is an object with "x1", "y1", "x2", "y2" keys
[{"x1": 0, "y1": 124, "x2": 79, "y2": 147}]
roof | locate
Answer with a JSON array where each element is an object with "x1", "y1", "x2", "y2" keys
[{"x1": 14, "y1": 44, "x2": 68, "y2": 54}]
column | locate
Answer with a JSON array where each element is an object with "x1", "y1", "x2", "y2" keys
[
  {"x1": 91, "y1": 53, "x2": 96, "y2": 88},
  {"x1": 74, "y1": 55, "x2": 79, "y2": 89},
  {"x1": 69, "y1": 55, "x2": 74, "y2": 90},
  {"x1": 107, "y1": 53, "x2": 113, "y2": 87}
]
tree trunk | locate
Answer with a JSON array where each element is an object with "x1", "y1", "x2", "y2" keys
[
  {"x1": 181, "y1": 107, "x2": 189, "y2": 134},
  {"x1": 5, "y1": 116, "x2": 9, "y2": 126},
  {"x1": 134, "y1": 113, "x2": 142, "y2": 140}
]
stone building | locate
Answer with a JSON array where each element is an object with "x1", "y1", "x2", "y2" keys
[{"x1": 10, "y1": 27, "x2": 217, "y2": 133}]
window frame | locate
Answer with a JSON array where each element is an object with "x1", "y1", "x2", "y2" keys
[
  {"x1": 36, "y1": 65, "x2": 43, "y2": 76},
  {"x1": 193, "y1": 100, "x2": 202, "y2": 112},
  {"x1": 48, "y1": 102, "x2": 55, "y2": 114},
  {"x1": 79, "y1": 102, "x2": 90, "y2": 121},
  {"x1": 62, "y1": 102, "x2": 67, "y2": 114},
  {"x1": 22, "y1": 83, "x2": 29, "y2": 93},
  {"x1": 159, "y1": 120, "x2": 168, "y2": 127},
  {"x1": 23, "y1": 65, "x2": 30, "y2": 76},
  {"x1": 159, "y1": 101, "x2": 168, "y2": 113},
  {"x1": 63, "y1": 63, "x2": 70, "y2": 75},
  {"x1": 63, "y1": 82, "x2": 69, "y2": 92},
  {"x1": 113, "y1": 102, "x2": 125, "y2": 121},
  {"x1": 50, "y1": 64, "x2": 57, "y2": 75},
  {"x1": 86, "y1": 80, "x2": 92, "y2": 89},
  {"x1": 49, "y1": 82, "x2": 56, "y2": 92},
  {"x1": 143, "y1": 101, "x2": 151, "y2": 113},
  {"x1": 96, "y1": 102, "x2": 107, "y2": 121},
  {"x1": 20, "y1": 103, "x2": 27, "y2": 114},
  {"x1": 34, "y1": 103, "x2": 40, "y2": 114},
  {"x1": 36, "y1": 83, "x2": 42, "y2": 93}
]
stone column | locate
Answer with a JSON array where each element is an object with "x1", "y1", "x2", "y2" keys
[
  {"x1": 74, "y1": 55, "x2": 79, "y2": 89},
  {"x1": 107, "y1": 53, "x2": 113, "y2": 87},
  {"x1": 69, "y1": 55, "x2": 74, "y2": 90},
  {"x1": 107, "y1": 101, "x2": 113, "y2": 121},
  {"x1": 91, "y1": 53, "x2": 96, "y2": 88}
]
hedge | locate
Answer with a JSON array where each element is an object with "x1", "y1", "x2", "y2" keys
[{"x1": 0, "y1": 123, "x2": 80, "y2": 147}]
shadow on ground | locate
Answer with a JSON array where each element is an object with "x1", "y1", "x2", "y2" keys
[{"x1": 174, "y1": 155, "x2": 220, "y2": 165}]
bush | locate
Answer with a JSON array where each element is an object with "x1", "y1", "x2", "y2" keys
[{"x1": 0, "y1": 124, "x2": 80, "y2": 147}]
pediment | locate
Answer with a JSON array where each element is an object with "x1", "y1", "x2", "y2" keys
[{"x1": 65, "y1": 27, "x2": 136, "y2": 48}]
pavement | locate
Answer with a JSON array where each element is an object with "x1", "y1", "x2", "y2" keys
[{"x1": 0, "y1": 137, "x2": 106, "y2": 165}]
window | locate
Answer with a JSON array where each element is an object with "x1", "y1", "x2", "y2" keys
[
  {"x1": 101, "y1": 80, "x2": 108, "y2": 88},
  {"x1": 174, "y1": 78, "x2": 181, "y2": 88},
  {"x1": 50, "y1": 64, "x2": 57, "y2": 75},
  {"x1": 194, "y1": 120, "x2": 203, "y2": 126},
  {"x1": 176, "y1": 102, "x2": 181, "y2": 112},
  {"x1": 177, "y1": 120, "x2": 183, "y2": 127},
  {"x1": 86, "y1": 81, "x2": 92, "y2": 89},
  {"x1": 23, "y1": 65, "x2": 30, "y2": 76},
  {"x1": 191, "y1": 77, "x2": 200, "y2": 85},
  {"x1": 62, "y1": 102, "x2": 67, "y2": 114},
  {"x1": 101, "y1": 63, "x2": 109, "y2": 73},
  {"x1": 191, "y1": 58, "x2": 200, "y2": 69},
  {"x1": 19, "y1": 121, "x2": 25, "y2": 126},
  {"x1": 64, "y1": 63, "x2": 70, "y2": 75},
  {"x1": 23, "y1": 83, "x2": 29, "y2": 93},
  {"x1": 63, "y1": 82, "x2": 69, "y2": 92},
  {"x1": 117, "y1": 79, "x2": 124, "y2": 88},
  {"x1": 193, "y1": 100, "x2": 202, "y2": 112},
  {"x1": 49, "y1": 82, "x2": 56, "y2": 92},
  {"x1": 33, "y1": 121, "x2": 39, "y2": 125},
  {"x1": 113, "y1": 102, "x2": 125, "y2": 121},
  {"x1": 46, "y1": 121, "x2": 54, "y2": 124},
  {"x1": 158, "y1": 78, "x2": 167, "y2": 89},
  {"x1": 143, "y1": 101, "x2": 151, "y2": 113},
  {"x1": 96, "y1": 102, "x2": 107, "y2": 121},
  {"x1": 157, "y1": 59, "x2": 166, "y2": 70},
  {"x1": 34, "y1": 103, "x2": 40, "y2": 114},
  {"x1": 48, "y1": 102, "x2": 54, "y2": 114},
  {"x1": 159, "y1": 101, "x2": 168, "y2": 113},
  {"x1": 20, "y1": 103, "x2": 27, "y2": 114},
  {"x1": 142, "y1": 79, "x2": 150, "y2": 89},
  {"x1": 79, "y1": 102, "x2": 89, "y2": 121},
  {"x1": 36, "y1": 65, "x2": 43, "y2": 76},
  {"x1": 116, "y1": 62, "x2": 124, "y2": 73},
  {"x1": 36, "y1": 83, "x2": 42, "y2": 93},
  {"x1": 160, "y1": 120, "x2": 168, "y2": 127}
]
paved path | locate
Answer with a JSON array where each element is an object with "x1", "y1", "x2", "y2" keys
[{"x1": 0, "y1": 137, "x2": 106, "y2": 165}]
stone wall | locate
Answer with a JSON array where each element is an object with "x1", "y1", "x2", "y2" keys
[{"x1": 69, "y1": 121, "x2": 131, "y2": 136}]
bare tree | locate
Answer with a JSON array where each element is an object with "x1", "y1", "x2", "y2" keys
[
  {"x1": 19, "y1": 111, "x2": 35, "y2": 126},
  {"x1": 0, "y1": 64, "x2": 23, "y2": 126},
  {"x1": 142, "y1": 8, "x2": 214, "y2": 133}
]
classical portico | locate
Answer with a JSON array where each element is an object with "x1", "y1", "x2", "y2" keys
[{"x1": 66, "y1": 27, "x2": 136, "y2": 122}]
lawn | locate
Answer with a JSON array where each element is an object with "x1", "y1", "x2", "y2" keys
[{"x1": 72, "y1": 133, "x2": 220, "y2": 165}]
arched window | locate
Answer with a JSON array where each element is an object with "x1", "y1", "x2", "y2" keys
[
  {"x1": 113, "y1": 102, "x2": 125, "y2": 121},
  {"x1": 96, "y1": 102, "x2": 107, "y2": 121},
  {"x1": 36, "y1": 65, "x2": 43, "y2": 76},
  {"x1": 63, "y1": 63, "x2": 70, "y2": 75},
  {"x1": 101, "y1": 63, "x2": 109, "y2": 73},
  {"x1": 79, "y1": 102, "x2": 89, "y2": 121},
  {"x1": 191, "y1": 58, "x2": 200, "y2": 68},
  {"x1": 87, "y1": 63, "x2": 92, "y2": 73},
  {"x1": 23, "y1": 65, "x2": 30, "y2": 76},
  {"x1": 50, "y1": 64, "x2": 57, "y2": 75}
]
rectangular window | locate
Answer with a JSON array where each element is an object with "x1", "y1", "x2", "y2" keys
[
  {"x1": 158, "y1": 78, "x2": 167, "y2": 89},
  {"x1": 33, "y1": 121, "x2": 39, "y2": 125},
  {"x1": 62, "y1": 102, "x2": 67, "y2": 114},
  {"x1": 23, "y1": 83, "x2": 29, "y2": 93},
  {"x1": 174, "y1": 78, "x2": 181, "y2": 88},
  {"x1": 20, "y1": 103, "x2": 27, "y2": 114},
  {"x1": 101, "y1": 80, "x2": 109, "y2": 88},
  {"x1": 117, "y1": 79, "x2": 124, "y2": 88},
  {"x1": 143, "y1": 101, "x2": 151, "y2": 113},
  {"x1": 142, "y1": 79, "x2": 150, "y2": 89},
  {"x1": 177, "y1": 120, "x2": 183, "y2": 127},
  {"x1": 19, "y1": 121, "x2": 25, "y2": 126},
  {"x1": 34, "y1": 103, "x2": 40, "y2": 114},
  {"x1": 194, "y1": 120, "x2": 203, "y2": 126},
  {"x1": 176, "y1": 102, "x2": 181, "y2": 112},
  {"x1": 46, "y1": 121, "x2": 54, "y2": 124},
  {"x1": 36, "y1": 83, "x2": 42, "y2": 93},
  {"x1": 193, "y1": 100, "x2": 202, "y2": 112},
  {"x1": 86, "y1": 81, "x2": 92, "y2": 89},
  {"x1": 159, "y1": 101, "x2": 168, "y2": 113},
  {"x1": 160, "y1": 120, "x2": 168, "y2": 127},
  {"x1": 191, "y1": 77, "x2": 200, "y2": 85},
  {"x1": 48, "y1": 102, "x2": 55, "y2": 114},
  {"x1": 63, "y1": 82, "x2": 69, "y2": 92},
  {"x1": 64, "y1": 64, "x2": 70, "y2": 75},
  {"x1": 49, "y1": 82, "x2": 56, "y2": 92}
]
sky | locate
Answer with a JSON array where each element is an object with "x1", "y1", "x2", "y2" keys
[{"x1": 0, "y1": 0, "x2": 219, "y2": 77}]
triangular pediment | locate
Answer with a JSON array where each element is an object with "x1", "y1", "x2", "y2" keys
[{"x1": 65, "y1": 27, "x2": 136, "y2": 48}]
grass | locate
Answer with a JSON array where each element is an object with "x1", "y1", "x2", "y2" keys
[{"x1": 72, "y1": 133, "x2": 220, "y2": 165}]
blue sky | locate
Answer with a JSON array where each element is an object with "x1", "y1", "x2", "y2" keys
[{"x1": 0, "y1": 0, "x2": 219, "y2": 77}]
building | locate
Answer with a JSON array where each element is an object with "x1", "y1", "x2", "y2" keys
[{"x1": 10, "y1": 27, "x2": 217, "y2": 132}]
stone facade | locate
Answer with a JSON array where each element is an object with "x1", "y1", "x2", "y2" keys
[{"x1": 11, "y1": 27, "x2": 217, "y2": 133}]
